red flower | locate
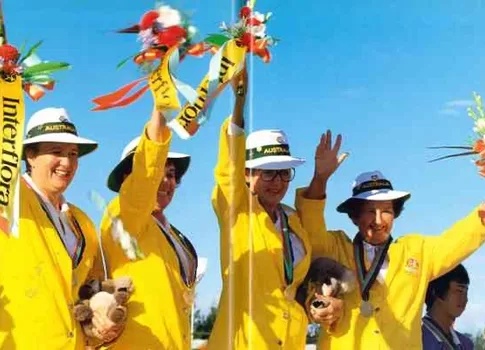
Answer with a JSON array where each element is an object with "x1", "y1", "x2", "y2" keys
[
  {"x1": 0, "y1": 44, "x2": 19, "y2": 63},
  {"x1": 240, "y1": 6, "x2": 252, "y2": 18},
  {"x1": 140, "y1": 10, "x2": 159, "y2": 30},
  {"x1": 156, "y1": 26, "x2": 187, "y2": 47},
  {"x1": 240, "y1": 32, "x2": 255, "y2": 48},
  {"x1": 473, "y1": 139, "x2": 485, "y2": 154},
  {"x1": 247, "y1": 17, "x2": 262, "y2": 26}
]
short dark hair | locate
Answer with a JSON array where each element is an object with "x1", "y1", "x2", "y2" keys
[
  {"x1": 346, "y1": 198, "x2": 405, "y2": 220},
  {"x1": 23, "y1": 144, "x2": 40, "y2": 174},
  {"x1": 166, "y1": 159, "x2": 183, "y2": 185},
  {"x1": 425, "y1": 264, "x2": 470, "y2": 311}
]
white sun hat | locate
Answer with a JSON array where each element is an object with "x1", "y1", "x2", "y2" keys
[
  {"x1": 337, "y1": 171, "x2": 411, "y2": 213},
  {"x1": 23, "y1": 107, "x2": 98, "y2": 157},
  {"x1": 245, "y1": 129, "x2": 305, "y2": 170},
  {"x1": 107, "y1": 136, "x2": 190, "y2": 192}
]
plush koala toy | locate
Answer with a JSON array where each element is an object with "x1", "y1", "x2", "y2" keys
[
  {"x1": 74, "y1": 276, "x2": 133, "y2": 340},
  {"x1": 296, "y1": 257, "x2": 356, "y2": 311}
]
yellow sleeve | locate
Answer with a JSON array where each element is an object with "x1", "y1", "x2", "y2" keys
[
  {"x1": 118, "y1": 125, "x2": 171, "y2": 239},
  {"x1": 212, "y1": 117, "x2": 248, "y2": 217},
  {"x1": 425, "y1": 206, "x2": 485, "y2": 280},
  {"x1": 294, "y1": 187, "x2": 339, "y2": 259}
]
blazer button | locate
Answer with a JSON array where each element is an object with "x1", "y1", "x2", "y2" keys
[
  {"x1": 67, "y1": 331, "x2": 74, "y2": 338},
  {"x1": 277, "y1": 339, "x2": 283, "y2": 346},
  {"x1": 283, "y1": 311, "x2": 289, "y2": 319}
]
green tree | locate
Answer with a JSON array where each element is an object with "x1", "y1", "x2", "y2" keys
[
  {"x1": 193, "y1": 306, "x2": 218, "y2": 340},
  {"x1": 473, "y1": 329, "x2": 485, "y2": 350}
]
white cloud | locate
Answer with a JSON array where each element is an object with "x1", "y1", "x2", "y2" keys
[
  {"x1": 445, "y1": 100, "x2": 474, "y2": 108},
  {"x1": 439, "y1": 99, "x2": 474, "y2": 117},
  {"x1": 439, "y1": 108, "x2": 460, "y2": 116}
]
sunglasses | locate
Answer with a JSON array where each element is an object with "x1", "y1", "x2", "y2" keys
[{"x1": 258, "y1": 168, "x2": 295, "y2": 182}]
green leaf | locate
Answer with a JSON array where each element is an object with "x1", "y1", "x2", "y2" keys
[
  {"x1": 204, "y1": 34, "x2": 230, "y2": 47},
  {"x1": 18, "y1": 40, "x2": 43, "y2": 64},
  {"x1": 17, "y1": 40, "x2": 28, "y2": 62},
  {"x1": 22, "y1": 62, "x2": 70, "y2": 77},
  {"x1": 116, "y1": 52, "x2": 138, "y2": 70},
  {"x1": 24, "y1": 75, "x2": 53, "y2": 84}
]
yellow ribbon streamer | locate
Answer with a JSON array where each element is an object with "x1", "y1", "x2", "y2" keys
[
  {"x1": 0, "y1": 73, "x2": 25, "y2": 236},
  {"x1": 148, "y1": 45, "x2": 181, "y2": 112},
  {"x1": 168, "y1": 39, "x2": 247, "y2": 139}
]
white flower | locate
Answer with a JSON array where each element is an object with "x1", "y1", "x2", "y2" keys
[
  {"x1": 253, "y1": 11, "x2": 265, "y2": 23},
  {"x1": 248, "y1": 23, "x2": 266, "y2": 38},
  {"x1": 138, "y1": 29, "x2": 157, "y2": 50},
  {"x1": 473, "y1": 118, "x2": 485, "y2": 134},
  {"x1": 157, "y1": 5, "x2": 182, "y2": 28}
]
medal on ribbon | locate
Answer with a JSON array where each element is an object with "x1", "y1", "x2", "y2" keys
[{"x1": 352, "y1": 234, "x2": 392, "y2": 318}]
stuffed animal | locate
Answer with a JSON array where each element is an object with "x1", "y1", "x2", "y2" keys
[
  {"x1": 74, "y1": 276, "x2": 133, "y2": 340},
  {"x1": 296, "y1": 257, "x2": 356, "y2": 312}
]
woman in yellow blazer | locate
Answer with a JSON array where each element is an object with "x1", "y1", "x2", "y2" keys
[
  {"x1": 296, "y1": 133, "x2": 485, "y2": 349},
  {"x1": 207, "y1": 73, "x2": 343, "y2": 350},
  {"x1": 0, "y1": 107, "x2": 119, "y2": 349},
  {"x1": 100, "y1": 106, "x2": 197, "y2": 349}
]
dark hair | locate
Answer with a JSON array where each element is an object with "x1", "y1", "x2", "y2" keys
[
  {"x1": 122, "y1": 158, "x2": 183, "y2": 186},
  {"x1": 346, "y1": 198, "x2": 405, "y2": 220},
  {"x1": 425, "y1": 264, "x2": 470, "y2": 311},
  {"x1": 166, "y1": 159, "x2": 183, "y2": 185},
  {"x1": 23, "y1": 144, "x2": 40, "y2": 174}
]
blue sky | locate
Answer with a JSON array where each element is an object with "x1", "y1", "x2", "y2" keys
[{"x1": 7, "y1": 0, "x2": 485, "y2": 335}]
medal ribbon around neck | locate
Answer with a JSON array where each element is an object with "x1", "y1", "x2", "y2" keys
[
  {"x1": 353, "y1": 234, "x2": 392, "y2": 302},
  {"x1": 277, "y1": 206, "x2": 294, "y2": 286}
]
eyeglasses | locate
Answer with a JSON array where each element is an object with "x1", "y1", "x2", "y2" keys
[{"x1": 259, "y1": 168, "x2": 295, "y2": 182}]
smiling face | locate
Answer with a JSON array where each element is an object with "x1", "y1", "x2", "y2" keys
[
  {"x1": 352, "y1": 200, "x2": 395, "y2": 244},
  {"x1": 155, "y1": 162, "x2": 178, "y2": 211},
  {"x1": 26, "y1": 142, "x2": 79, "y2": 199},
  {"x1": 246, "y1": 168, "x2": 293, "y2": 209}
]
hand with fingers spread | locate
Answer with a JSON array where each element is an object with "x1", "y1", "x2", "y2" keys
[
  {"x1": 303, "y1": 130, "x2": 348, "y2": 200},
  {"x1": 314, "y1": 130, "x2": 348, "y2": 182}
]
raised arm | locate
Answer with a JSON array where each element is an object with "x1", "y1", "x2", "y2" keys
[
  {"x1": 117, "y1": 107, "x2": 172, "y2": 238},
  {"x1": 425, "y1": 204, "x2": 485, "y2": 280}
]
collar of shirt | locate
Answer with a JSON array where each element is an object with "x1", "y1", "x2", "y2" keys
[
  {"x1": 22, "y1": 173, "x2": 78, "y2": 255},
  {"x1": 362, "y1": 240, "x2": 389, "y2": 284},
  {"x1": 424, "y1": 314, "x2": 462, "y2": 346}
]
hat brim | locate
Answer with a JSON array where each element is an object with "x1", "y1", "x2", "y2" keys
[
  {"x1": 336, "y1": 189, "x2": 411, "y2": 213},
  {"x1": 23, "y1": 133, "x2": 98, "y2": 158},
  {"x1": 107, "y1": 151, "x2": 191, "y2": 193},
  {"x1": 245, "y1": 156, "x2": 305, "y2": 170}
]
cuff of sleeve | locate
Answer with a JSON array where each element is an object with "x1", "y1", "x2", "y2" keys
[
  {"x1": 139, "y1": 123, "x2": 172, "y2": 169},
  {"x1": 228, "y1": 121, "x2": 245, "y2": 136},
  {"x1": 295, "y1": 187, "x2": 326, "y2": 212}
]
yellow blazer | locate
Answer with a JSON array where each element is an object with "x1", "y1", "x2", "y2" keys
[
  {"x1": 208, "y1": 118, "x2": 320, "y2": 350},
  {"x1": 0, "y1": 179, "x2": 103, "y2": 350},
  {"x1": 295, "y1": 189, "x2": 485, "y2": 350},
  {"x1": 101, "y1": 128, "x2": 198, "y2": 349}
]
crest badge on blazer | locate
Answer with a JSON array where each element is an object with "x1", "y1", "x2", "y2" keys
[{"x1": 404, "y1": 257, "x2": 419, "y2": 274}]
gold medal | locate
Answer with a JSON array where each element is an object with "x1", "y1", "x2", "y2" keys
[{"x1": 360, "y1": 300, "x2": 373, "y2": 317}]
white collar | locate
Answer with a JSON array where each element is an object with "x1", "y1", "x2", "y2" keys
[{"x1": 23, "y1": 173, "x2": 69, "y2": 213}]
